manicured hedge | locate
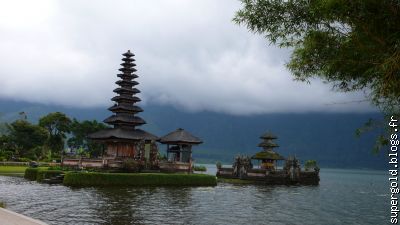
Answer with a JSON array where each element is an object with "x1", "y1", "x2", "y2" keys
[
  {"x1": 23, "y1": 167, "x2": 57, "y2": 181},
  {"x1": 64, "y1": 172, "x2": 217, "y2": 187},
  {"x1": 192, "y1": 165, "x2": 207, "y2": 172},
  {"x1": 36, "y1": 170, "x2": 64, "y2": 182},
  {"x1": 24, "y1": 168, "x2": 41, "y2": 181}
]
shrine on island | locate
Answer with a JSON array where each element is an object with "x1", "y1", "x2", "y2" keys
[
  {"x1": 216, "y1": 131, "x2": 319, "y2": 185},
  {"x1": 251, "y1": 132, "x2": 285, "y2": 170},
  {"x1": 158, "y1": 128, "x2": 203, "y2": 171}
]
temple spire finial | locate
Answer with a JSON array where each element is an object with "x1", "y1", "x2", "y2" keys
[{"x1": 122, "y1": 50, "x2": 134, "y2": 57}]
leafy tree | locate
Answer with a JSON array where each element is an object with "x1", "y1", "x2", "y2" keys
[
  {"x1": 39, "y1": 112, "x2": 72, "y2": 155},
  {"x1": 67, "y1": 119, "x2": 108, "y2": 157},
  {"x1": 0, "y1": 135, "x2": 14, "y2": 161},
  {"x1": 7, "y1": 120, "x2": 49, "y2": 158},
  {"x1": 234, "y1": 0, "x2": 400, "y2": 149}
]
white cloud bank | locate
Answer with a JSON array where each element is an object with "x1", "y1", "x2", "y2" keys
[{"x1": 0, "y1": 0, "x2": 375, "y2": 115}]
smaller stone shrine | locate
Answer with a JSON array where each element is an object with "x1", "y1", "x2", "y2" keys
[{"x1": 158, "y1": 128, "x2": 203, "y2": 173}]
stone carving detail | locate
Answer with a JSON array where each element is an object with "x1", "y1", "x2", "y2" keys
[
  {"x1": 284, "y1": 156, "x2": 301, "y2": 181},
  {"x1": 233, "y1": 155, "x2": 253, "y2": 178}
]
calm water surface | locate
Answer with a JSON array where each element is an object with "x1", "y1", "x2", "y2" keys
[{"x1": 0, "y1": 166, "x2": 389, "y2": 225}]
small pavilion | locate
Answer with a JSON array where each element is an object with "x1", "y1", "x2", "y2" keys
[
  {"x1": 159, "y1": 128, "x2": 202, "y2": 171},
  {"x1": 251, "y1": 132, "x2": 285, "y2": 170},
  {"x1": 88, "y1": 50, "x2": 158, "y2": 165}
]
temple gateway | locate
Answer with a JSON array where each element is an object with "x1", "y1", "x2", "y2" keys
[{"x1": 62, "y1": 50, "x2": 202, "y2": 172}]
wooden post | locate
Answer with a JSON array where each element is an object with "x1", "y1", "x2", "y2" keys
[
  {"x1": 179, "y1": 144, "x2": 182, "y2": 162},
  {"x1": 166, "y1": 144, "x2": 169, "y2": 161},
  {"x1": 116, "y1": 144, "x2": 119, "y2": 157},
  {"x1": 189, "y1": 146, "x2": 193, "y2": 173}
]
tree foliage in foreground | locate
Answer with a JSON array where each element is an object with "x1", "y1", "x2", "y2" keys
[
  {"x1": 234, "y1": 0, "x2": 400, "y2": 150},
  {"x1": 234, "y1": 0, "x2": 399, "y2": 112}
]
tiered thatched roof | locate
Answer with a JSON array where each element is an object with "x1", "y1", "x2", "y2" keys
[
  {"x1": 89, "y1": 50, "x2": 158, "y2": 141},
  {"x1": 252, "y1": 131, "x2": 284, "y2": 160}
]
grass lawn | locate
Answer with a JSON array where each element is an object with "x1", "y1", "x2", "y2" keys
[{"x1": 0, "y1": 166, "x2": 28, "y2": 174}]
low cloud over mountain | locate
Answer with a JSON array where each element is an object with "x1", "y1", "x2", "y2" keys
[{"x1": 0, "y1": 0, "x2": 374, "y2": 114}]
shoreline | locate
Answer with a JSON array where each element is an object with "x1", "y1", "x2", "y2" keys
[{"x1": 0, "y1": 207, "x2": 48, "y2": 225}]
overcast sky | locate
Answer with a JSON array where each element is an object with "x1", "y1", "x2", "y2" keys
[{"x1": 0, "y1": 0, "x2": 375, "y2": 115}]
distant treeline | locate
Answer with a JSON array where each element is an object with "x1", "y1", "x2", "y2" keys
[
  {"x1": 0, "y1": 112, "x2": 107, "y2": 162},
  {"x1": 0, "y1": 100, "x2": 388, "y2": 169}
]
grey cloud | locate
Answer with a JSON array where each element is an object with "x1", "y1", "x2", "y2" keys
[{"x1": 0, "y1": 0, "x2": 375, "y2": 114}]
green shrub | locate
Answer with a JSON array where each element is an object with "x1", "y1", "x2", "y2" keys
[
  {"x1": 36, "y1": 170, "x2": 64, "y2": 182},
  {"x1": 304, "y1": 160, "x2": 318, "y2": 171},
  {"x1": 216, "y1": 161, "x2": 222, "y2": 169},
  {"x1": 157, "y1": 153, "x2": 167, "y2": 160},
  {"x1": 0, "y1": 150, "x2": 14, "y2": 161},
  {"x1": 48, "y1": 166, "x2": 63, "y2": 171},
  {"x1": 0, "y1": 201, "x2": 5, "y2": 208},
  {"x1": 17, "y1": 157, "x2": 32, "y2": 162},
  {"x1": 24, "y1": 168, "x2": 41, "y2": 180},
  {"x1": 64, "y1": 172, "x2": 217, "y2": 187},
  {"x1": 39, "y1": 162, "x2": 51, "y2": 166},
  {"x1": 122, "y1": 159, "x2": 142, "y2": 172},
  {"x1": 192, "y1": 165, "x2": 207, "y2": 172}
]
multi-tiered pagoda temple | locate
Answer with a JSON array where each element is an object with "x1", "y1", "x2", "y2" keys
[
  {"x1": 88, "y1": 50, "x2": 158, "y2": 164},
  {"x1": 251, "y1": 132, "x2": 285, "y2": 170}
]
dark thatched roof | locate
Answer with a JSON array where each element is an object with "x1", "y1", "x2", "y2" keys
[
  {"x1": 113, "y1": 87, "x2": 140, "y2": 94},
  {"x1": 111, "y1": 95, "x2": 141, "y2": 103},
  {"x1": 251, "y1": 150, "x2": 284, "y2": 160},
  {"x1": 122, "y1": 50, "x2": 134, "y2": 57},
  {"x1": 88, "y1": 128, "x2": 158, "y2": 141},
  {"x1": 260, "y1": 131, "x2": 277, "y2": 139},
  {"x1": 120, "y1": 62, "x2": 136, "y2": 67},
  {"x1": 108, "y1": 105, "x2": 143, "y2": 113},
  {"x1": 115, "y1": 80, "x2": 139, "y2": 86},
  {"x1": 159, "y1": 128, "x2": 203, "y2": 144},
  {"x1": 103, "y1": 115, "x2": 146, "y2": 125},
  {"x1": 258, "y1": 141, "x2": 279, "y2": 148},
  {"x1": 89, "y1": 50, "x2": 159, "y2": 142},
  {"x1": 117, "y1": 73, "x2": 138, "y2": 79}
]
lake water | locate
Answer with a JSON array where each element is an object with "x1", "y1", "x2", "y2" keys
[{"x1": 0, "y1": 166, "x2": 389, "y2": 225}]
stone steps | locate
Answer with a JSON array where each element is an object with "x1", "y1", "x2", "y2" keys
[{"x1": 42, "y1": 174, "x2": 65, "y2": 184}]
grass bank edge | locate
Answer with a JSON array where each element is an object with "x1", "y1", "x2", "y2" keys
[{"x1": 0, "y1": 166, "x2": 28, "y2": 174}]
